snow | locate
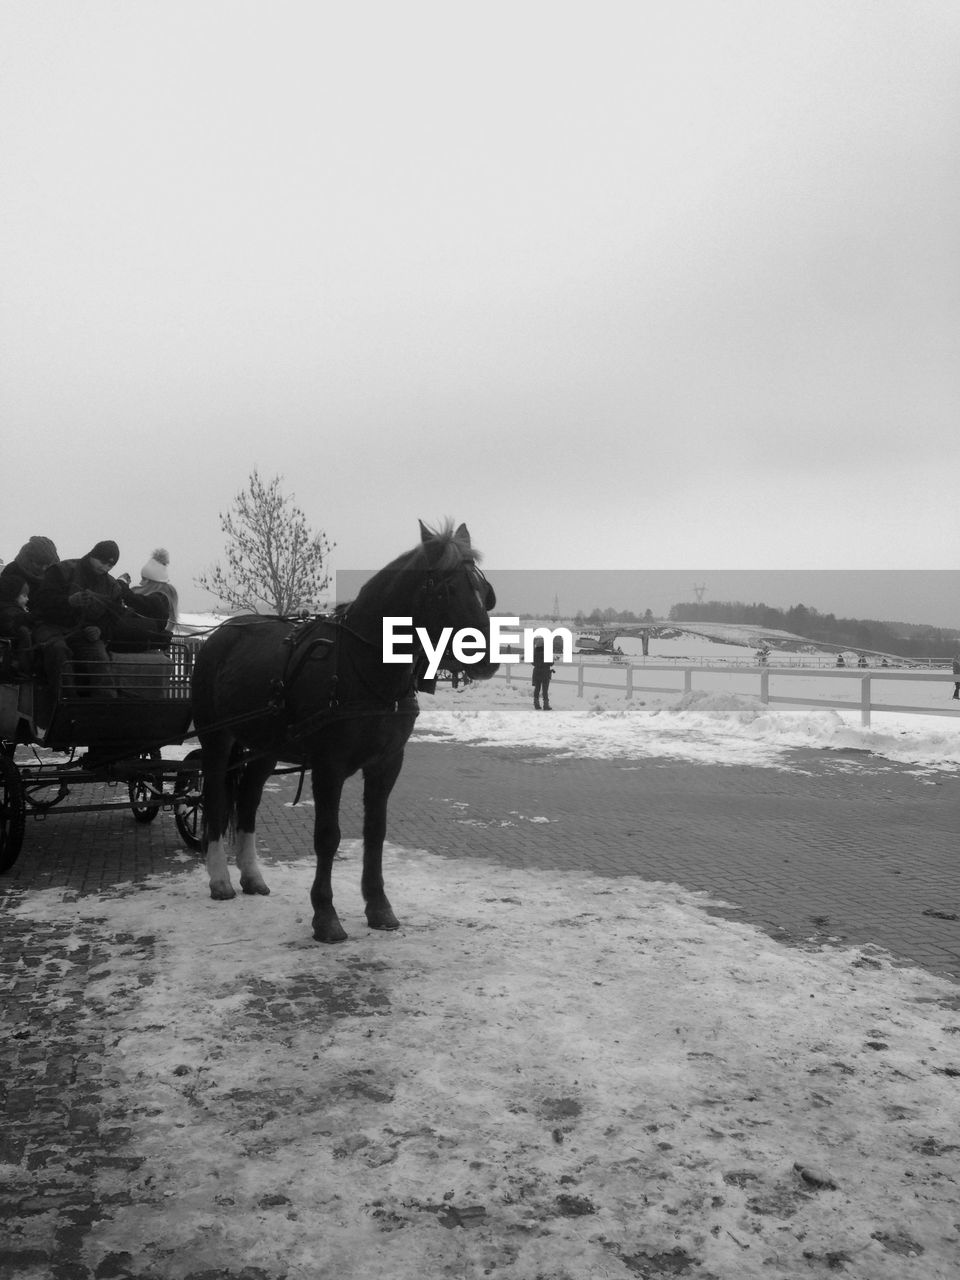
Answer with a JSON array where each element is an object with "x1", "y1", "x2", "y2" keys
[
  {"x1": 8, "y1": 851, "x2": 960, "y2": 1278},
  {"x1": 418, "y1": 679, "x2": 960, "y2": 774},
  {"x1": 418, "y1": 629, "x2": 960, "y2": 775},
  {"x1": 176, "y1": 612, "x2": 230, "y2": 634}
]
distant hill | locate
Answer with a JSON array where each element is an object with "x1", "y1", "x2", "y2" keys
[{"x1": 668, "y1": 601, "x2": 960, "y2": 661}]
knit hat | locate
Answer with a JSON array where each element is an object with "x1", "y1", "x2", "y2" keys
[
  {"x1": 140, "y1": 548, "x2": 170, "y2": 583},
  {"x1": 87, "y1": 540, "x2": 119, "y2": 567},
  {"x1": 16, "y1": 536, "x2": 59, "y2": 573}
]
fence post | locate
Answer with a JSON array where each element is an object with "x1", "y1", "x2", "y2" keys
[
  {"x1": 684, "y1": 668, "x2": 692, "y2": 694},
  {"x1": 861, "y1": 676, "x2": 871, "y2": 728},
  {"x1": 625, "y1": 666, "x2": 633, "y2": 700},
  {"x1": 505, "y1": 664, "x2": 511, "y2": 686},
  {"x1": 760, "y1": 670, "x2": 769, "y2": 704},
  {"x1": 578, "y1": 665, "x2": 584, "y2": 698}
]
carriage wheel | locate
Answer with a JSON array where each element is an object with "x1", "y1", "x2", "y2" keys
[
  {"x1": 173, "y1": 748, "x2": 204, "y2": 852},
  {"x1": 128, "y1": 748, "x2": 162, "y2": 824},
  {"x1": 0, "y1": 752, "x2": 27, "y2": 873}
]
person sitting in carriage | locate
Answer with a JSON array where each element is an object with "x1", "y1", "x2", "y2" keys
[
  {"x1": 0, "y1": 536, "x2": 59, "y2": 678},
  {"x1": 30, "y1": 539, "x2": 125, "y2": 697},
  {"x1": 111, "y1": 549, "x2": 179, "y2": 651}
]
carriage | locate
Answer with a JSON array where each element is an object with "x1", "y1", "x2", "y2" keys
[{"x1": 0, "y1": 637, "x2": 206, "y2": 872}]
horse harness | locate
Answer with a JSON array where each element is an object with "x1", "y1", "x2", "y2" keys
[
  {"x1": 268, "y1": 558, "x2": 495, "y2": 736},
  {"x1": 269, "y1": 610, "x2": 425, "y2": 740},
  {"x1": 207, "y1": 560, "x2": 493, "y2": 794}
]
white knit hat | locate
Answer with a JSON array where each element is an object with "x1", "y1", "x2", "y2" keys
[{"x1": 140, "y1": 548, "x2": 170, "y2": 583}]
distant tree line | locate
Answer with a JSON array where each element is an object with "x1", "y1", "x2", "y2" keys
[
  {"x1": 573, "y1": 607, "x2": 656, "y2": 625},
  {"x1": 668, "y1": 601, "x2": 960, "y2": 659}
]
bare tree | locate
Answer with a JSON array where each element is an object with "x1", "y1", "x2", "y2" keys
[{"x1": 196, "y1": 470, "x2": 334, "y2": 615}]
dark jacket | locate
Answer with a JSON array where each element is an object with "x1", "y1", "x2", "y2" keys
[
  {"x1": 531, "y1": 643, "x2": 554, "y2": 689},
  {"x1": 119, "y1": 585, "x2": 170, "y2": 627},
  {"x1": 532, "y1": 643, "x2": 552, "y2": 673},
  {"x1": 107, "y1": 584, "x2": 171, "y2": 652},
  {"x1": 31, "y1": 558, "x2": 126, "y2": 636}
]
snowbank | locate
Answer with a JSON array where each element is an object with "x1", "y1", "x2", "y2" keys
[{"x1": 418, "y1": 676, "x2": 960, "y2": 773}]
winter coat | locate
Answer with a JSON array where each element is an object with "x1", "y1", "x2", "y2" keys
[
  {"x1": 31, "y1": 558, "x2": 126, "y2": 636},
  {"x1": 531, "y1": 644, "x2": 553, "y2": 673},
  {"x1": 108, "y1": 584, "x2": 172, "y2": 652}
]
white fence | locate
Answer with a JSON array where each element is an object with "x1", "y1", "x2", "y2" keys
[{"x1": 495, "y1": 660, "x2": 960, "y2": 728}]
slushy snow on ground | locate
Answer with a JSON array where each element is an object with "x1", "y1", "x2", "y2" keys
[{"x1": 8, "y1": 850, "x2": 960, "y2": 1279}]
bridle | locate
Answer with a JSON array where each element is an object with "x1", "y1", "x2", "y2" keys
[{"x1": 420, "y1": 558, "x2": 496, "y2": 615}]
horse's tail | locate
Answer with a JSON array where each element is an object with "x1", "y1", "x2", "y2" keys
[
  {"x1": 198, "y1": 737, "x2": 243, "y2": 852},
  {"x1": 190, "y1": 619, "x2": 244, "y2": 727},
  {"x1": 223, "y1": 741, "x2": 244, "y2": 839}
]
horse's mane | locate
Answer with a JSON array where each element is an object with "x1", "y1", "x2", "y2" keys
[
  {"x1": 345, "y1": 522, "x2": 481, "y2": 616},
  {"x1": 421, "y1": 520, "x2": 480, "y2": 569},
  {"x1": 351, "y1": 521, "x2": 480, "y2": 612},
  {"x1": 382, "y1": 521, "x2": 481, "y2": 575}
]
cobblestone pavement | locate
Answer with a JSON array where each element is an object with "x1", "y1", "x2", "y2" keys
[
  {"x1": 382, "y1": 741, "x2": 960, "y2": 983},
  {"x1": 1, "y1": 738, "x2": 958, "y2": 1278},
  {"x1": 5, "y1": 740, "x2": 959, "y2": 978}
]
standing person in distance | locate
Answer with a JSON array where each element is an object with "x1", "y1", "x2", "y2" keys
[{"x1": 532, "y1": 636, "x2": 554, "y2": 711}]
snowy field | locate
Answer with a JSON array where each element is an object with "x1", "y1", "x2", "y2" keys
[
  {"x1": 9, "y1": 849, "x2": 960, "y2": 1280},
  {"x1": 418, "y1": 631, "x2": 960, "y2": 775}
]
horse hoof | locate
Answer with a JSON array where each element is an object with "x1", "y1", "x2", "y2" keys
[
  {"x1": 313, "y1": 927, "x2": 349, "y2": 944},
  {"x1": 240, "y1": 878, "x2": 271, "y2": 896},
  {"x1": 367, "y1": 911, "x2": 400, "y2": 931},
  {"x1": 209, "y1": 884, "x2": 236, "y2": 901}
]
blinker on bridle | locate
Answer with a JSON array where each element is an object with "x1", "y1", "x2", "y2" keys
[{"x1": 422, "y1": 561, "x2": 496, "y2": 613}]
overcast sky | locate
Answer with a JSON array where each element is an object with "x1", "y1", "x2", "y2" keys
[{"x1": 2, "y1": 1, "x2": 958, "y2": 623}]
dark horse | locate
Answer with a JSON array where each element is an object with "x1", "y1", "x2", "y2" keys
[{"x1": 190, "y1": 521, "x2": 498, "y2": 942}]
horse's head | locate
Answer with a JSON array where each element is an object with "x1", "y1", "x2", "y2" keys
[
  {"x1": 352, "y1": 521, "x2": 500, "y2": 681},
  {"x1": 410, "y1": 520, "x2": 499, "y2": 681}
]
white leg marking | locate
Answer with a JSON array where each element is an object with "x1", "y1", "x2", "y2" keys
[
  {"x1": 237, "y1": 830, "x2": 270, "y2": 895},
  {"x1": 206, "y1": 838, "x2": 236, "y2": 899}
]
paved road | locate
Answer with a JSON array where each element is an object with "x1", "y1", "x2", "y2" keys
[
  {"x1": 4, "y1": 738, "x2": 958, "y2": 978},
  {"x1": 359, "y1": 741, "x2": 960, "y2": 982}
]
